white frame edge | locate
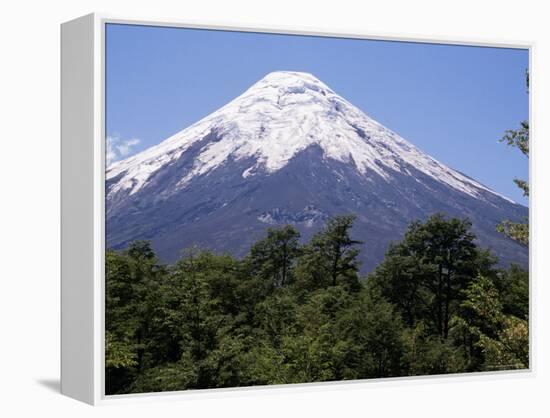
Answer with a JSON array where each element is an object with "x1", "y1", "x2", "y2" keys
[
  {"x1": 61, "y1": 12, "x2": 104, "y2": 405},
  {"x1": 61, "y1": 13, "x2": 96, "y2": 405},
  {"x1": 60, "y1": 12, "x2": 534, "y2": 406}
]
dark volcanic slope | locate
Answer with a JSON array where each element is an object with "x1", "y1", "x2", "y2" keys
[{"x1": 107, "y1": 143, "x2": 527, "y2": 273}]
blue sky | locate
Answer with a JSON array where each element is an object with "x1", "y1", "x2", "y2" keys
[{"x1": 106, "y1": 23, "x2": 529, "y2": 205}]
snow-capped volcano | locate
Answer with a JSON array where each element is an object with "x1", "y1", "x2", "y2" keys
[
  {"x1": 106, "y1": 71, "x2": 527, "y2": 272},
  {"x1": 108, "y1": 71, "x2": 510, "y2": 201}
]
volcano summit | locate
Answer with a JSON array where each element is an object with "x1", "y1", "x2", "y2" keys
[{"x1": 106, "y1": 71, "x2": 527, "y2": 272}]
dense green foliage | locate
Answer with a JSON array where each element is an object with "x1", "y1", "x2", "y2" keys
[{"x1": 106, "y1": 214, "x2": 529, "y2": 394}]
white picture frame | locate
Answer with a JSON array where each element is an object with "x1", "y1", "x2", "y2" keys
[{"x1": 61, "y1": 13, "x2": 532, "y2": 405}]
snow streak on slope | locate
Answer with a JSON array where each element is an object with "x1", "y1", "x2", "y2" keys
[{"x1": 107, "y1": 71, "x2": 514, "y2": 203}]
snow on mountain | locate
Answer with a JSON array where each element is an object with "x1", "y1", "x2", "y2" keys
[
  {"x1": 107, "y1": 71, "x2": 513, "y2": 204},
  {"x1": 105, "y1": 71, "x2": 527, "y2": 273}
]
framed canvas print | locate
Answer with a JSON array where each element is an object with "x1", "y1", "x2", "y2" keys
[{"x1": 61, "y1": 13, "x2": 531, "y2": 405}]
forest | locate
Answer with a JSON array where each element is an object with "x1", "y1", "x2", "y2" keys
[{"x1": 106, "y1": 213, "x2": 529, "y2": 395}]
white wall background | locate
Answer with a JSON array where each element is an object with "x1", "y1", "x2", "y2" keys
[{"x1": 1, "y1": 0, "x2": 548, "y2": 415}]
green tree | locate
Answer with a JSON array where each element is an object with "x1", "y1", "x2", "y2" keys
[
  {"x1": 370, "y1": 214, "x2": 493, "y2": 339},
  {"x1": 296, "y1": 215, "x2": 362, "y2": 290},
  {"x1": 451, "y1": 275, "x2": 528, "y2": 371},
  {"x1": 129, "y1": 353, "x2": 198, "y2": 393},
  {"x1": 247, "y1": 286, "x2": 353, "y2": 384},
  {"x1": 492, "y1": 264, "x2": 529, "y2": 320},
  {"x1": 401, "y1": 322, "x2": 466, "y2": 376},
  {"x1": 254, "y1": 288, "x2": 298, "y2": 347},
  {"x1": 105, "y1": 241, "x2": 164, "y2": 394},
  {"x1": 336, "y1": 287, "x2": 405, "y2": 378},
  {"x1": 249, "y1": 225, "x2": 301, "y2": 287},
  {"x1": 168, "y1": 249, "x2": 232, "y2": 388},
  {"x1": 497, "y1": 70, "x2": 529, "y2": 245},
  {"x1": 367, "y1": 242, "x2": 430, "y2": 327},
  {"x1": 104, "y1": 212, "x2": 529, "y2": 393}
]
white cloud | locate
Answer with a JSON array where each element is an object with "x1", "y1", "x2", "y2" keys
[{"x1": 106, "y1": 135, "x2": 141, "y2": 167}]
